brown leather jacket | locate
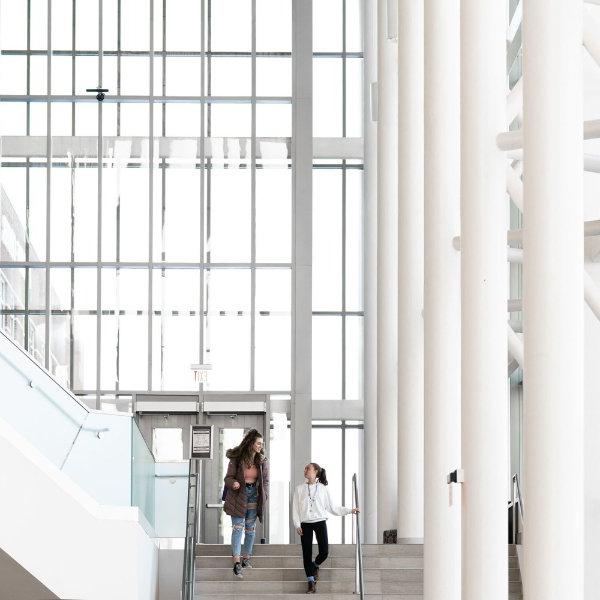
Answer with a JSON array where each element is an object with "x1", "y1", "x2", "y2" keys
[{"x1": 223, "y1": 454, "x2": 269, "y2": 521}]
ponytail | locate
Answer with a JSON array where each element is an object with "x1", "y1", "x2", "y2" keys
[{"x1": 310, "y1": 462, "x2": 329, "y2": 486}]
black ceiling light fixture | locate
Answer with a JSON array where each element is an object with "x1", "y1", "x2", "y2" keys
[{"x1": 86, "y1": 88, "x2": 109, "y2": 101}]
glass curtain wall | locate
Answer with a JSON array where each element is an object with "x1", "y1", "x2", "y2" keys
[
  {"x1": 312, "y1": 0, "x2": 364, "y2": 403},
  {"x1": 0, "y1": 0, "x2": 292, "y2": 409}
]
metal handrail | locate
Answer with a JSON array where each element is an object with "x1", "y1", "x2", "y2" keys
[
  {"x1": 511, "y1": 473, "x2": 525, "y2": 544},
  {"x1": 352, "y1": 473, "x2": 364, "y2": 599},
  {"x1": 181, "y1": 467, "x2": 199, "y2": 600}
]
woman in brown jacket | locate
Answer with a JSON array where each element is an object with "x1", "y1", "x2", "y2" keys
[{"x1": 223, "y1": 429, "x2": 269, "y2": 579}]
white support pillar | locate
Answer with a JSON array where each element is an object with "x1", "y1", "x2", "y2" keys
[
  {"x1": 423, "y1": 0, "x2": 461, "y2": 596},
  {"x1": 377, "y1": 0, "x2": 399, "y2": 541},
  {"x1": 363, "y1": 0, "x2": 379, "y2": 544},
  {"x1": 291, "y1": 0, "x2": 312, "y2": 540},
  {"x1": 397, "y1": 0, "x2": 424, "y2": 542},
  {"x1": 460, "y1": 1, "x2": 508, "y2": 598},
  {"x1": 522, "y1": 1, "x2": 584, "y2": 598}
]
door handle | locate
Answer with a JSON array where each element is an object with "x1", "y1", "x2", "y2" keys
[{"x1": 206, "y1": 503, "x2": 224, "y2": 508}]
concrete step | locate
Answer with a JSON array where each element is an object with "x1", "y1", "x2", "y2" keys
[
  {"x1": 195, "y1": 580, "x2": 423, "y2": 594},
  {"x1": 195, "y1": 566, "x2": 522, "y2": 584},
  {"x1": 196, "y1": 554, "x2": 519, "y2": 570},
  {"x1": 196, "y1": 555, "x2": 424, "y2": 569},
  {"x1": 195, "y1": 595, "x2": 426, "y2": 600},
  {"x1": 194, "y1": 596, "x2": 523, "y2": 600},
  {"x1": 195, "y1": 543, "x2": 423, "y2": 558},
  {"x1": 195, "y1": 567, "x2": 421, "y2": 583}
]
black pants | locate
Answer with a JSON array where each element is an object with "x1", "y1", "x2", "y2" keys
[{"x1": 300, "y1": 520, "x2": 329, "y2": 577}]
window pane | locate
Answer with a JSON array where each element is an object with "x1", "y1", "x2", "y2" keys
[
  {"x1": 0, "y1": 1, "x2": 28, "y2": 50},
  {"x1": 346, "y1": 0, "x2": 363, "y2": 53},
  {"x1": 210, "y1": 0, "x2": 251, "y2": 52},
  {"x1": 50, "y1": 168, "x2": 72, "y2": 261},
  {"x1": 313, "y1": 0, "x2": 343, "y2": 53},
  {"x1": 73, "y1": 162, "x2": 98, "y2": 262},
  {"x1": 314, "y1": 58, "x2": 343, "y2": 137},
  {"x1": 166, "y1": 57, "x2": 202, "y2": 96},
  {"x1": 210, "y1": 57, "x2": 251, "y2": 97},
  {"x1": 120, "y1": 0, "x2": 149, "y2": 51},
  {"x1": 256, "y1": 164, "x2": 291, "y2": 263},
  {"x1": 166, "y1": 0, "x2": 201, "y2": 51},
  {"x1": 101, "y1": 269, "x2": 148, "y2": 390},
  {"x1": 0, "y1": 56, "x2": 27, "y2": 94},
  {"x1": 346, "y1": 169, "x2": 363, "y2": 311},
  {"x1": 72, "y1": 314, "x2": 97, "y2": 390},
  {"x1": 256, "y1": 57, "x2": 292, "y2": 97},
  {"x1": 255, "y1": 269, "x2": 291, "y2": 391},
  {"x1": 209, "y1": 104, "x2": 251, "y2": 138},
  {"x1": 206, "y1": 167, "x2": 250, "y2": 263},
  {"x1": 153, "y1": 428, "x2": 184, "y2": 462},
  {"x1": 203, "y1": 269, "x2": 251, "y2": 391},
  {"x1": 256, "y1": 0, "x2": 291, "y2": 53},
  {"x1": 344, "y1": 427, "x2": 363, "y2": 542},
  {"x1": 345, "y1": 316, "x2": 363, "y2": 401},
  {"x1": 30, "y1": 0, "x2": 48, "y2": 50},
  {"x1": 152, "y1": 269, "x2": 200, "y2": 391},
  {"x1": 75, "y1": 0, "x2": 99, "y2": 51},
  {"x1": 160, "y1": 162, "x2": 202, "y2": 262},
  {"x1": 29, "y1": 167, "x2": 48, "y2": 260},
  {"x1": 346, "y1": 58, "x2": 363, "y2": 137},
  {"x1": 313, "y1": 169, "x2": 342, "y2": 311},
  {"x1": 311, "y1": 427, "x2": 343, "y2": 543},
  {"x1": 312, "y1": 316, "x2": 342, "y2": 400},
  {"x1": 166, "y1": 104, "x2": 201, "y2": 137},
  {"x1": 256, "y1": 104, "x2": 291, "y2": 138}
]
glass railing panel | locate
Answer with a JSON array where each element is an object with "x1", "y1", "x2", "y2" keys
[
  {"x1": 155, "y1": 462, "x2": 189, "y2": 537},
  {"x1": 132, "y1": 420, "x2": 156, "y2": 528},
  {"x1": 62, "y1": 411, "x2": 134, "y2": 506},
  {"x1": 0, "y1": 331, "x2": 87, "y2": 467}
]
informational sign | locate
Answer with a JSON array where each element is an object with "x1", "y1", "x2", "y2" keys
[{"x1": 190, "y1": 424, "x2": 213, "y2": 460}]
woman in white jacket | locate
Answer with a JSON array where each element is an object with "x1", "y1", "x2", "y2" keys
[{"x1": 292, "y1": 463, "x2": 359, "y2": 594}]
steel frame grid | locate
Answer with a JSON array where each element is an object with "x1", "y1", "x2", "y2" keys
[{"x1": 0, "y1": 0, "x2": 365, "y2": 415}]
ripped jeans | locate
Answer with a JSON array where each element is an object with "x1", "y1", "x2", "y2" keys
[{"x1": 231, "y1": 483, "x2": 258, "y2": 558}]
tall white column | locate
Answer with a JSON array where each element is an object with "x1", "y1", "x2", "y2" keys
[
  {"x1": 290, "y1": 0, "x2": 312, "y2": 540},
  {"x1": 397, "y1": 0, "x2": 424, "y2": 541},
  {"x1": 363, "y1": 0, "x2": 379, "y2": 544},
  {"x1": 522, "y1": 1, "x2": 584, "y2": 598},
  {"x1": 377, "y1": 0, "x2": 399, "y2": 541},
  {"x1": 423, "y1": 0, "x2": 461, "y2": 597},
  {"x1": 460, "y1": 1, "x2": 508, "y2": 598}
]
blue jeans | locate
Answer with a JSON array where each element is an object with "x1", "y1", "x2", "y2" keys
[{"x1": 231, "y1": 484, "x2": 258, "y2": 558}]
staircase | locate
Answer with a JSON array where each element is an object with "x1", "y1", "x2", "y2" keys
[{"x1": 194, "y1": 543, "x2": 522, "y2": 599}]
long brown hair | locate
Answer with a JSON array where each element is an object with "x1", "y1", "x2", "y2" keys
[
  {"x1": 310, "y1": 462, "x2": 328, "y2": 486},
  {"x1": 226, "y1": 429, "x2": 265, "y2": 467}
]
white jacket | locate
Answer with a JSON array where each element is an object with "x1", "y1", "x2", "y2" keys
[{"x1": 292, "y1": 482, "x2": 352, "y2": 528}]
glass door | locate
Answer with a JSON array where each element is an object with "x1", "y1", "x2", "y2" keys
[{"x1": 200, "y1": 411, "x2": 266, "y2": 544}]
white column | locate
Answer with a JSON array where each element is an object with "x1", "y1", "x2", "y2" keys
[
  {"x1": 363, "y1": 0, "x2": 379, "y2": 544},
  {"x1": 423, "y1": 0, "x2": 461, "y2": 597},
  {"x1": 377, "y1": 0, "x2": 399, "y2": 541},
  {"x1": 291, "y1": 0, "x2": 312, "y2": 540},
  {"x1": 460, "y1": 1, "x2": 508, "y2": 598},
  {"x1": 397, "y1": 0, "x2": 424, "y2": 542},
  {"x1": 522, "y1": 1, "x2": 584, "y2": 598}
]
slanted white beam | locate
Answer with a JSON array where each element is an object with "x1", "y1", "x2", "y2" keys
[
  {"x1": 497, "y1": 119, "x2": 600, "y2": 151},
  {"x1": 507, "y1": 324, "x2": 524, "y2": 368},
  {"x1": 584, "y1": 270, "x2": 600, "y2": 321},
  {"x1": 583, "y1": 8, "x2": 600, "y2": 68},
  {"x1": 506, "y1": 77, "x2": 523, "y2": 125},
  {"x1": 508, "y1": 150, "x2": 600, "y2": 173},
  {"x1": 506, "y1": 164, "x2": 523, "y2": 211}
]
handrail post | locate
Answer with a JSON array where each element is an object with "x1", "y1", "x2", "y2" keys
[{"x1": 352, "y1": 474, "x2": 364, "y2": 599}]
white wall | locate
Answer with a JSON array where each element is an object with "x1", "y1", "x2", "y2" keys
[{"x1": 0, "y1": 415, "x2": 158, "y2": 600}]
